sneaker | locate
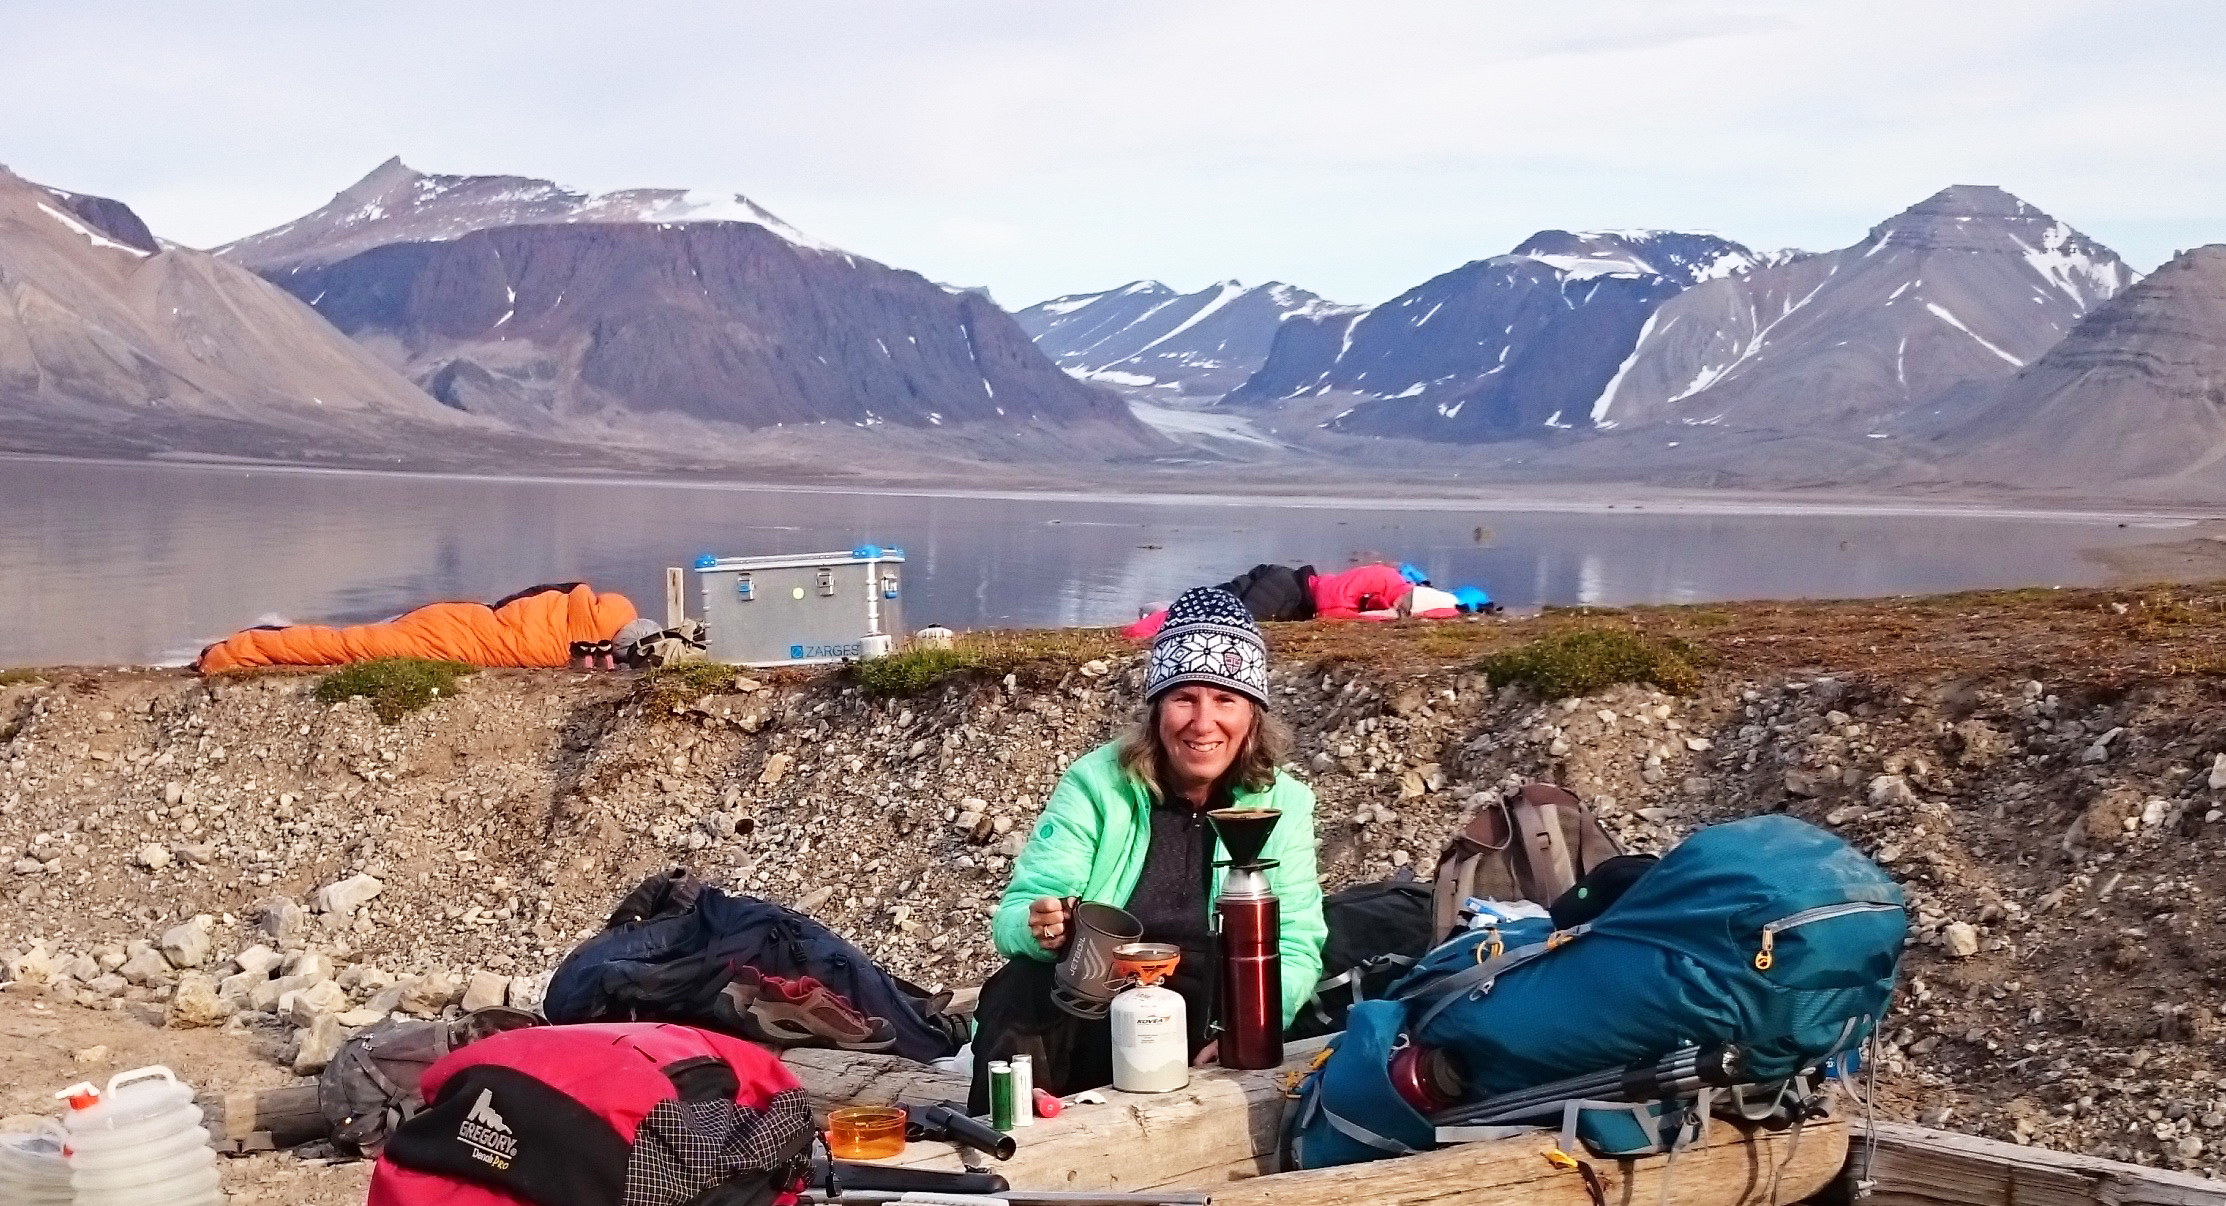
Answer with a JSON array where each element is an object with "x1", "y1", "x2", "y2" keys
[{"x1": 734, "y1": 970, "x2": 898, "y2": 1051}]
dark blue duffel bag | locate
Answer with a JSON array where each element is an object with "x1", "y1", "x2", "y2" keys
[{"x1": 546, "y1": 870, "x2": 966, "y2": 1064}]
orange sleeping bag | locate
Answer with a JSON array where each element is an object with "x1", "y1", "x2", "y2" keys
[{"x1": 197, "y1": 583, "x2": 639, "y2": 674}]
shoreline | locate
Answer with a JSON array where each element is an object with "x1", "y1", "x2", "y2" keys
[{"x1": 4, "y1": 450, "x2": 2221, "y2": 524}]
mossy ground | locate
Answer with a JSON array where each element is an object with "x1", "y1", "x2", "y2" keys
[
  {"x1": 1477, "y1": 627, "x2": 1704, "y2": 698},
  {"x1": 312, "y1": 658, "x2": 475, "y2": 722}
]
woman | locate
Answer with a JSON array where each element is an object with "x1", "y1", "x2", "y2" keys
[{"x1": 970, "y1": 587, "x2": 1326, "y2": 1110}]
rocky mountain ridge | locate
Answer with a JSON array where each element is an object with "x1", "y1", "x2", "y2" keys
[
  {"x1": 1588, "y1": 185, "x2": 2135, "y2": 435},
  {"x1": 1015, "y1": 279, "x2": 1346, "y2": 400},
  {"x1": 0, "y1": 165, "x2": 474, "y2": 459},
  {"x1": 1940, "y1": 245, "x2": 2226, "y2": 493},
  {"x1": 221, "y1": 160, "x2": 1152, "y2": 444},
  {"x1": 1225, "y1": 230, "x2": 1762, "y2": 441}
]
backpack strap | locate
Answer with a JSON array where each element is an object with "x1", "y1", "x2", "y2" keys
[
  {"x1": 1512, "y1": 785, "x2": 1581, "y2": 903},
  {"x1": 1405, "y1": 924, "x2": 1590, "y2": 1035},
  {"x1": 1434, "y1": 798, "x2": 1513, "y2": 939},
  {"x1": 1305, "y1": 952, "x2": 1419, "y2": 1024}
]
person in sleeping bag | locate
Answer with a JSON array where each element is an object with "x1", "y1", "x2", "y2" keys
[{"x1": 969, "y1": 587, "x2": 1326, "y2": 1111}]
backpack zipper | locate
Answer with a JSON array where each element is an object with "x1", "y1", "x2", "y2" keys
[{"x1": 1755, "y1": 901, "x2": 1901, "y2": 971}]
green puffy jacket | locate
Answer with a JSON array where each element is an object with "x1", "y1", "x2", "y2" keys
[{"x1": 992, "y1": 741, "x2": 1328, "y2": 1027}]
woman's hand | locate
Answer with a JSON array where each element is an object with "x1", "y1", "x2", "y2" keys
[
  {"x1": 1192, "y1": 1040, "x2": 1220, "y2": 1067},
  {"x1": 1028, "y1": 897, "x2": 1070, "y2": 952}
]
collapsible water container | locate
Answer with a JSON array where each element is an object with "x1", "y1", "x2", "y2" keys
[
  {"x1": 0, "y1": 1121, "x2": 76, "y2": 1204},
  {"x1": 57, "y1": 1067, "x2": 222, "y2": 1206}
]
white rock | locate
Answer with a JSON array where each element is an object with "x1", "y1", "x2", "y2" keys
[
  {"x1": 293, "y1": 1013, "x2": 348, "y2": 1075},
  {"x1": 1684, "y1": 736, "x2": 1713, "y2": 752},
  {"x1": 283, "y1": 949, "x2": 336, "y2": 982},
  {"x1": 336, "y1": 1007, "x2": 386, "y2": 1029},
  {"x1": 461, "y1": 970, "x2": 511, "y2": 1013},
  {"x1": 507, "y1": 970, "x2": 553, "y2": 1013},
  {"x1": 400, "y1": 971, "x2": 460, "y2": 1018},
  {"x1": 1943, "y1": 922, "x2": 1981, "y2": 959},
  {"x1": 134, "y1": 844, "x2": 172, "y2": 871},
  {"x1": 118, "y1": 948, "x2": 172, "y2": 987},
  {"x1": 259, "y1": 896, "x2": 307, "y2": 947},
  {"x1": 313, "y1": 874, "x2": 385, "y2": 919},
  {"x1": 2209, "y1": 753, "x2": 2226, "y2": 792},
  {"x1": 289, "y1": 978, "x2": 349, "y2": 1028},
  {"x1": 7, "y1": 945, "x2": 60, "y2": 986},
  {"x1": 232, "y1": 944, "x2": 283, "y2": 978},
  {"x1": 217, "y1": 970, "x2": 264, "y2": 1003},
  {"x1": 167, "y1": 973, "x2": 232, "y2": 1028},
  {"x1": 1866, "y1": 775, "x2": 1919, "y2": 809},
  {"x1": 159, "y1": 917, "x2": 214, "y2": 969},
  {"x1": 341, "y1": 965, "x2": 394, "y2": 996}
]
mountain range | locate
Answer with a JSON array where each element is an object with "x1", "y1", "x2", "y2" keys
[
  {"x1": 1225, "y1": 230, "x2": 1763, "y2": 441},
  {"x1": 1014, "y1": 280, "x2": 1343, "y2": 400},
  {"x1": 5, "y1": 152, "x2": 2224, "y2": 497},
  {"x1": 1587, "y1": 185, "x2": 2133, "y2": 437},
  {"x1": 221, "y1": 159, "x2": 1149, "y2": 447},
  {"x1": 1940, "y1": 245, "x2": 2226, "y2": 492},
  {"x1": 0, "y1": 165, "x2": 472, "y2": 461}
]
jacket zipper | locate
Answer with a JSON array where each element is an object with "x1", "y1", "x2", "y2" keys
[{"x1": 1754, "y1": 901, "x2": 1901, "y2": 971}]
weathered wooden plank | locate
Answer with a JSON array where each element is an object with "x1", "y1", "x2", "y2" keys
[
  {"x1": 1853, "y1": 1121, "x2": 2226, "y2": 1206},
  {"x1": 779, "y1": 1047, "x2": 970, "y2": 1120},
  {"x1": 874, "y1": 1037, "x2": 1332, "y2": 1193},
  {"x1": 1211, "y1": 1116, "x2": 1846, "y2": 1206}
]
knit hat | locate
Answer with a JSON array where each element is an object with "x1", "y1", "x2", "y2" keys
[{"x1": 1145, "y1": 587, "x2": 1270, "y2": 706}]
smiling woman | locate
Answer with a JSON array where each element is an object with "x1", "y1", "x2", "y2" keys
[{"x1": 967, "y1": 587, "x2": 1326, "y2": 1112}]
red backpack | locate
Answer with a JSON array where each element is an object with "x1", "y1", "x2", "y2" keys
[{"x1": 367, "y1": 1023, "x2": 813, "y2": 1206}]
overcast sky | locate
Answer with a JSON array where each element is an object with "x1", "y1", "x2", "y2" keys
[{"x1": 6, "y1": 1, "x2": 2222, "y2": 307}]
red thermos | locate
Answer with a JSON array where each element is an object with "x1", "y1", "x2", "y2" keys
[{"x1": 1209, "y1": 808, "x2": 1284, "y2": 1071}]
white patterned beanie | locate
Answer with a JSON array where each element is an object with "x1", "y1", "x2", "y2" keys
[{"x1": 1146, "y1": 587, "x2": 1271, "y2": 706}]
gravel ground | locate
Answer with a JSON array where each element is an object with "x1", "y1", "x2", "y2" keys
[{"x1": 6, "y1": 585, "x2": 2226, "y2": 1190}]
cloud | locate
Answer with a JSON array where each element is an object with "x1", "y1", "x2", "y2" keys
[{"x1": 3, "y1": 0, "x2": 2222, "y2": 307}]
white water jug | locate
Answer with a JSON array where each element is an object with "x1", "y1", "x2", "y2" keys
[
  {"x1": 0, "y1": 1121, "x2": 76, "y2": 1205},
  {"x1": 57, "y1": 1067, "x2": 222, "y2": 1206}
]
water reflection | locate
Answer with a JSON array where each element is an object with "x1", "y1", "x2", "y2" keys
[{"x1": 0, "y1": 458, "x2": 2186, "y2": 667}]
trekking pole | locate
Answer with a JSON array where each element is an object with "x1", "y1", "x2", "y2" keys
[
  {"x1": 1432, "y1": 1045, "x2": 1743, "y2": 1128},
  {"x1": 797, "y1": 1194, "x2": 1210, "y2": 1206},
  {"x1": 1435, "y1": 1048, "x2": 1711, "y2": 1126}
]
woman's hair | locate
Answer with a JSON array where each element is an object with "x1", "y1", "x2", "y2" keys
[{"x1": 1116, "y1": 694, "x2": 1293, "y2": 801}]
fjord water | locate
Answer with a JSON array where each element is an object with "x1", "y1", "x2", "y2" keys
[{"x1": 0, "y1": 458, "x2": 2184, "y2": 668}]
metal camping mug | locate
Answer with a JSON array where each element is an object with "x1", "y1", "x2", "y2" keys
[{"x1": 1050, "y1": 900, "x2": 1145, "y2": 1019}]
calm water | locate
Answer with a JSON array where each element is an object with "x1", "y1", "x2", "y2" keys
[{"x1": 0, "y1": 457, "x2": 2193, "y2": 667}]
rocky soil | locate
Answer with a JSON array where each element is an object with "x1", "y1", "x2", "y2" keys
[{"x1": 6, "y1": 584, "x2": 2226, "y2": 1190}]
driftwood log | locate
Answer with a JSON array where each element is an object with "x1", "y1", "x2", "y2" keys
[
  {"x1": 1851, "y1": 1120, "x2": 2226, "y2": 1206},
  {"x1": 216, "y1": 1083, "x2": 326, "y2": 1149},
  {"x1": 1213, "y1": 1116, "x2": 1846, "y2": 1206},
  {"x1": 879, "y1": 1035, "x2": 1328, "y2": 1190}
]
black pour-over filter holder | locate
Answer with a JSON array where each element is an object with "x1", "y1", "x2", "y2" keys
[{"x1": 1207, "y1": 807, "x2": 1282, "y2": 873}]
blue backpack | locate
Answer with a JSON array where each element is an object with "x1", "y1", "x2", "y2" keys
[{"x1": 1286, "y1": 815, "x2": 1905, "y2": 1170}]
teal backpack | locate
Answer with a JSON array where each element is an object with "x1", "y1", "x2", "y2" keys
[{"x1": 1285, "y1": 815, "x2": 1906, "y2": 1170}]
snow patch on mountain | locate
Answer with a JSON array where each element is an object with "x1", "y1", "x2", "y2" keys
[{"x1": 1017, "y1": 279, "x2": 1340, "y2": 399}]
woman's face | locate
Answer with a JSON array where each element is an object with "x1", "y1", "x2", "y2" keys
[{"x1": 1156, "y1": 685, "x2": 1256, "y2": 798}]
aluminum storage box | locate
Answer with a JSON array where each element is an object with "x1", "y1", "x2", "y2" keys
[{"x1": 694, "y1": 546, "x2": 905, "y2": 666}]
